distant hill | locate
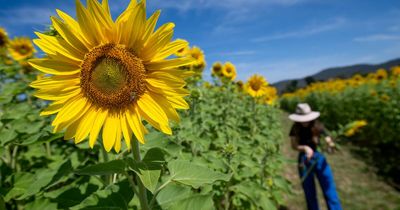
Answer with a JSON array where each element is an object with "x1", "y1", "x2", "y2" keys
[{"x1": 273, "y1": 58, "x2": 400, "y2": 93}]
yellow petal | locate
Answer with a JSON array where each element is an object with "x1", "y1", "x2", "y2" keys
[
  {"x1": 113, "y1": 119, "x2": 122, "y2": 153},
  {"x1": 40, "y1": 101, "x2": 65, "y2": 116},
  {"x1": 125, "y1": 1, "x2": 146, "y2": 50},
  {"x1": 146, "y1": 76, "x2": 186, "y2": 88},
  {"x1": 140, "y1": 23, "x2": 174, "y2": 61},
  {"x1": 75, "y1": 106, "x2": 98, "y2": 143},
  {"x1": 145, "y1": 57, "x2": 195, "y2": 71},
  {"x1": 56, "y1": 9, "x2": 92, "y2": 49},
  {"x1": 76, "y1": 0, "x2": 100, "y2": 46},
  {"x1": 34, "y1": 32, "x2": 84, "y2": 62},
  {"x1": 52, "y1": 95, "x2": 89, "y2": 126},
  {"x1": 51, "y1": 16, "x2": 89, "y2": 53},
  {"x1": 151, "y1": 93, "x2": 180, "y2": 123},
  {"x1": 89, "y1": 108, "x2": 108, "y2": 148},
  {"x1": 137, "y1": 94, "x2": 171, "y2": 135},
  {"x1": 87, "y1": 0, "x2": 113, "y2": 29},
  {"x1": 34, "y1": 87, "x2": 81, "y2": 101},
  {"x1": 152, "y1": 39, "x2": 188, "y2": 61},
  {"x1": 126, "y1": 106, "x2": 147, "y2": 144},
  {"x1": 121, "y1": 114, "x2": 132, "y2": 150},
  {"x1": 166, "y1": 96, "x2": 189, "y2": 109},
  {"x1": 29, "y1": 58, "x2": 81, "y2": 76},
  {"x1": 137, "y1": 93, "x2": 168, "y2": 123},
  {"x1": 64, "y1": 118, "x2": 81, "y2": 140},
  {"x1": 146, "y1": 82, "x2": 190, "y2": 97},
  {"x1": 141, "y1": 10, "x2": 160, "y2": 45},
  {"x1": 102, "y1": 114, "x2": 118, "y2": 152},
  {"x1": 31, "y1": 75, "x2": 80, "y2": 89}
]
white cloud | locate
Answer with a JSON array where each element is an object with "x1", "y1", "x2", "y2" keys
[
  {"x1": 148, "y1": 0, "x2": 308, "y2": 12},
  {"x1": 252, "y1": 17, "x2": 346, "y2": 42},
  {"x1": 354, "y1": 34, "x2": 400, "y2": 42}
]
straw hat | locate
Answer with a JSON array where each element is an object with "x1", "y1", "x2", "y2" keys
[{"x1": 289, "y1": 103, "x2": 320, "y2": 122}]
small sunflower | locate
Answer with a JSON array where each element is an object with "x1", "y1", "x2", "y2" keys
[
  {"x1": 8, "y1": 37, "x2": 35, "y2": 61},
  {"x1": 222, "y1": 62, "x2": 236, "y2": 81},
  {"x1": 175, "y1": 41, "x2": 189, "y2": 57},
  {"x1": 344, "y1": 120, "x2": 367, "y2": 137},
  {"x1": 211, "y1": 62, "x2": 223, "y2": 77},
  {"x1": 30, "y1": 0, "x2": 194, "y2": 152},
  {"x1": 236, "y1": 80, "x2": 244, "y2": 91},
  {"x1": 391, "y1": 66, "x2": 400, "y2": 78},
  {"x1": 245, "y1": 74, "x2": 268, "y2": 97},
  {"x1": 375, "y1": 68, "x2": 388, "y2": 81},
  {"x1": 189, "y1": 46, "x2": 206, "y2": 70},
  {"x1": 0, "y1": 27, "x2": 9, "y2": 49}
]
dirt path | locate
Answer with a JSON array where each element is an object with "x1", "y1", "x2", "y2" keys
[{"x1": 280, "y1": 114, "x2": 400, "y2": 210}]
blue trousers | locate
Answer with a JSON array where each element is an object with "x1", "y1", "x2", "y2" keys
[{"x1": 298, "y1": 151, "x2": 342, "y2": 210}]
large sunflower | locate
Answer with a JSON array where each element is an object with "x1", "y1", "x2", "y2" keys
[
  {"x1": 8, "y1": 37, "x2": 35, "y2": 61},
  {"x1": 245, "y1": 74, "x2": 269, "y2": 97},
  {"x1": 222, "y1": 62, "x2": 236, "y2": 81},
  {"x1": 29, "y1": 0, "x2": 194, "y2": 152}
]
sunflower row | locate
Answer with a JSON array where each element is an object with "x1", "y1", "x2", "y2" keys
[{"x1": 281, "y1": 67, "x2": 400, "y2": 99}]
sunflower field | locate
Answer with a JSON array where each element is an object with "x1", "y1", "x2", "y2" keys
[
  {"x1": 0, "y1": 1, "x2": 290, "y2": 209},
  {"x1": 280, "y1": 67, "x2": 400, "y2": 186}
]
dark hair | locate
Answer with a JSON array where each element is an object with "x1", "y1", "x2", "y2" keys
[{"x1": 293, "y1": 120, "x2": 324, "y2": 137}]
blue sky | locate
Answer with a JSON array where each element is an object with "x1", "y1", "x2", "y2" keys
[{"x1": 1, "y1": 0, "x2": 400, "y2": 83}]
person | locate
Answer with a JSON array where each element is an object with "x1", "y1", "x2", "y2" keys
[{"x1": 289, "y1": 103, "x2": 342, "y2": 210}]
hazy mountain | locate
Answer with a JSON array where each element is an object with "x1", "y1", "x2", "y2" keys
[{"x1": 273, "y1": 58, "x2": 400, "y2": 93}]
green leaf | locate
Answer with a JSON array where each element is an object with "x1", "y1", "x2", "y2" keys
[
  {"x1": 70, "y1": 180, "x2": 133, "y2": 210},
  {"x1": 126, "y1": 148, "x2": 165, "y2": 193},
  {"x1": 156, "y1": 183, "x2": 214, "y2": 210},
  {"x1": 0, "y1": 128, "x2": 17, "y2": 146},
  {"x1": 169, "y1": 194, "x2": 214, "y2": 210},
  {"x1": 76, "y1": 160, "x2": 126, "y2": 176},
  {"x1": 19, "y1": 159, "x2": 73, "y2": 199},
  {"x1": 24, "y1": 197, "x2": 58, "y2": 210},
  {"x1": 4, "y1": 172, "x2": 35, "y2": 201},
  {"x1": 231, "y1": 181, "x2": 276, "y2": 210},
  {"x1": 156, "y1": 183, "x2": 191, "y2": 207},
  {"x1": 168, "y1": 160, "x2": 231, "y2": 189}
]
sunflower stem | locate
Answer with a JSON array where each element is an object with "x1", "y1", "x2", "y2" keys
[
  {"x1": 11, "y1": 145, "x2": 18, "y2": 170},
  {"x1": 45, "y1": 142, "x2": 52, "y2": 157},
  {"x1": 101, "y1": 147, "x2": 111, "y2": 185},
  {"x1": 131, "y1": 139, "x2": 150, "y2": 210}
]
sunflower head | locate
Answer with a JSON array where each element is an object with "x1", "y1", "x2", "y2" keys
[
  {"x1": 352, "y1": 74, "x2": 363, "y2": 82},
  {"x1": 245, "y1": 74, "x2": 268, "y2": 97},
  {"x1": 380, "y1": 94, "x2": 390, "y2": 102},
  {"x1": 29, "y1": 0, "x2": 194, "y2": 152},
  {"x1": 189, "y1": 46, "x2": 206, "y2": 71},
  {"x1": 8, "y1": 37, "x2": 35, "y2": 61},
  {"x1": 222, "y1": 62, "x2": 236, "y2": 81},
  {"x1": 211, "y1": 62, "x2": 223, "y2": 77},
  {"x1": 0, "y1": 27, "x2": 8, "y2": 49},
  {"x1": 375, "y1": 68, "x2": 388, "y2": 81},
  {"x1": 391, "y1": 66, "x2": 400, "y2": 78},
  {"x1": 344, "y1": 120, "x2": 367, "y2": 137}
]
